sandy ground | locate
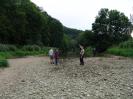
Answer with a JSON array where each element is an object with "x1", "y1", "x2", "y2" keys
[{"x1": 0, "y1": 56, "x2": 133, "y2": 99}]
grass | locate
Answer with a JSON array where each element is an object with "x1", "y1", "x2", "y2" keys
[
  {"x1": 0, "y1": 48, "x2": 50, "y2": 68},
  {"x1": 107, "y1": 39, "x2": 133, "y2": 57},
  {"x1": 0, "y1": 51, "x2": 9, "y2": 68},
  {"x1": 0, "y1": 50, "x2": 49, "y2": 59},
  {"x1": 0, "y1": 44, "x2": 54, "y2": 68},
  {"x1": 107, "y1": 47, "x2": 133, "y2": 57}
]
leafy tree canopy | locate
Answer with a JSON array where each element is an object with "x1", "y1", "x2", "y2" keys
[{"x1": 92, "y1": 8, "x2": 132, "y2": 52}]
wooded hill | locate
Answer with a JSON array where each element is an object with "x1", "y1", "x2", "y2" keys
[
  {"x1": 0, "y1": 0, "x2": 81, "y2": 49},
  {"x1": 0, "y1": 0, "x2": 132, "y2": 53},
  {"x1": 63, "y1": 26, "x2": 83, "y2": 39}
]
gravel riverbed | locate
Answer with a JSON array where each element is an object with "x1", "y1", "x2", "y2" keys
[{"x1": 0, "y1": 56, "x2": 133, "y2": 99}]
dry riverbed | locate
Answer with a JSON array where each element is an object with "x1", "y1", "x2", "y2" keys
[{"x1": 0, "y1": 56, "x2": 133, "y2": 99}]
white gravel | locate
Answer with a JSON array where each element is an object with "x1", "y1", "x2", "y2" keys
[{"x1": 0, "y1": 56, "x2": 133, "y2": 99}]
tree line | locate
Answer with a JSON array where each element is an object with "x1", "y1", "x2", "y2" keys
[
  {"x1": 0, "y1": 0, "x2": 65, "y2": 48},
  {"x1": 0, "y1": 0, "x2": 132, "y2": 53}
]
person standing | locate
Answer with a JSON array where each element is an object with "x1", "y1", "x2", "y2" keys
[
  {"x1": 49, "y1": 48, "x2": 54, "y2": 64},
  {"x1": 79, "y1": 44, "x2": 85, "y2": 65},
  {"x1": 54, "y1": 49, "x2": 59, "y2": 65},
  {"x1": 93, "y1": 47, "x2": 96, "y2": 57}
]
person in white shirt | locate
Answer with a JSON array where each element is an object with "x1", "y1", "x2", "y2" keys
[{"x1": 49, "y1": 48, "x2": 54, "y2": 64}]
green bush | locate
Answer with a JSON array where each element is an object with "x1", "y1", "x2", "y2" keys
[
  {"x1": 0, "y1": 52, "x2": 14, "y2": 59},
  {"x1": 42, "y1": 47, "x2": 51, "y2": 51},
  {"x1": 107, "y1": 39, "x2": 133, "y2": 57},
  {"x1": 22, "y1": 45, "x2": 41, "y2": 51},
  {"x1": 0, "y1": 44, "x2": 17, "y2": 51},
  {"x1": 119, "y1": 39, "x2": 133, "y2": 49},
  {"x1": 85, "y1": 47, "x2": 93, "y2": 57},
  {"x1": 8, "y1": 45, "x2": 17, "y2": 51},
  {"x1": 13, "y1": 51, "x2": 27, "y2": 57},
  {"x1": 42, "y1": 47, "x2": 52, "y2": 55},
  {"x1": 0, "y1": 59, "x2": 8, "y2": 68},
  {"x1": 107, "y1": 47, "x2": 133, "y2": 57},
  {"x1": 0, "y1": 45, "x2": 53, "y2": 68}
]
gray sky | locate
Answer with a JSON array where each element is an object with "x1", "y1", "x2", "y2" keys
[{"x1": 31, "y1": 0, "x2": 133, "y2": 31}]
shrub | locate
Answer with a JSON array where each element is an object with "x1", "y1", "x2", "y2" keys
[
  {"x1": 42, "y1": 47, "x2": 51, "y2": 51},
  {"x1": 107, "y1": 47, "x2": 133, "y2": 57},
  {"x1": 0, "y1": 59, "x2": 8, "y2": 68},
  {"x1": 42, "y1": 47, "x2": 53, "y2": 55},
  {"x1": 107, "y1": 39, "x2": 133, "y2": 57},
  {"x1": 85, "y1": 47, "x2": 93, "y2": 57},
  {"x1": 13, "y1": 51, "x2": 27, "y2": 57},
  {"x1": 0, "y1": 44, "x2": 17, "y2": 51},
  {"x1": 22, "y1": 45, "x2": 41, "y2": 51},
  {"x1": 8, "y1": 45, "x2": 17, "y2": 51},
  {"x1": 0, "y1": 52, "x2": 14, "y2": 59},
  {"x1": 119, "y1": 39, "x2": 133, "y2": 49}
]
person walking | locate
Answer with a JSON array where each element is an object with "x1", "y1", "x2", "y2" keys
[
  {"x1": 79, "y1": 44, "x2": 85, "y2": 65},
  {"x1": 49, "y1": 48, "x2": 54, "y2": 64}
]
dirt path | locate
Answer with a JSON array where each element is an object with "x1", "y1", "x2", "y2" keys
[{"x1": 0, "y1": 56, "x2": 133, "y2": 99}]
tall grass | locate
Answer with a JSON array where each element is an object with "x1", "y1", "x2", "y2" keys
[
  {"x1": 107, "y1": 48, "x2": 133, "y2": 57},
  {"x1": 0, "y1": 44, "x2": 51, "y2": 68},
  {"x1": 107, "y1": 39, "x2": 133, "y2": 57},
  {"x1": 119, "y1": 39, "x2": 133, "y2": 49}
]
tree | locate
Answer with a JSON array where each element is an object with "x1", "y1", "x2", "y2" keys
[
  {"x1": 0, "y1": 0, "x2": 65, "y2": 48},
  {"x1": 78, "y1": 30, "x2": 94, "y2": 47},
  {"x1": 47, "y1": 17, "x2": 64, "y2": 48},
  {"x1": 63, "y1": 26, "x2": 83, "y2": 39},
  {"x1": 92, "y1": 8, "x2": 132, "y2": 52}
]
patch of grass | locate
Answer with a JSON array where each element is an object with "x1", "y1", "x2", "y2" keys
[
  {"x1": 119, "y1": 39, "x2": 133, "y2": 49},
  {"x1": 0, "y1": 50, "x2": 49, "y2": 68},
  {"x1": 0, "y1": 50, "x2": 49, "y2": 59},
  {"x1": 107, "y1": 47, "x2": 133, "y2": 57},
  {"x1": 0, "y1": 52, "x2": 14, "y2": 59},
  {"x1": 0, "y1": 46, "x2": 51, "y2": 68}
]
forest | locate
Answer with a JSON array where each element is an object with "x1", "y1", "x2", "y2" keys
[{"x1": 0, "y1": 0, "x2": 133, "y2": 67}]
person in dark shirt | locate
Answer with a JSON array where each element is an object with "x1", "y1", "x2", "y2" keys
[{"x1": 54, "y1": 49, "x2": 59, "y2": 65}]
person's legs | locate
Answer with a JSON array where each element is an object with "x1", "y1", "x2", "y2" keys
[
  {"x1": 53, "y1": 58, "x2": 55, "y2": 64},
  {"x1": 82, "y1": 56, "x2": 84, "y2": 65},
  {"x1": 55, "y1": 58, "x2": 58, "y2": 65},
  {"x1": 80, "y1": 55, "x2": 82, "y2": 65},
  {"x1": 93, "y1": 50, "x2": 96, "y2": 57},
  {"x1": 50, "y1": 56, "x2": 52, "y2": 64},
  {"x1": 51, "y1": 56, "x2": 54, "y2": 64},
  {"x1": 56, "y1": 58, "x2": 59, "y2": 65},
  {"x1": 80, "y1": 55, "x2": 84, "y2": 65}
]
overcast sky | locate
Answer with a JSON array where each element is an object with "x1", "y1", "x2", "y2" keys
[{"x1": 31, "y1": 0, "x2": 133, "y2": 31}]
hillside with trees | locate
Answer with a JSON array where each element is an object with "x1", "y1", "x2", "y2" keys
[
  {"x1": 0, "y1": 0, "x2": 65, "y2": 48},
  {"x1": 63, "y1": 26, "x2": 83, "y2": 39},
  {"x1": 0, "y1": 0, "x2": 132, "y2": 57}
]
